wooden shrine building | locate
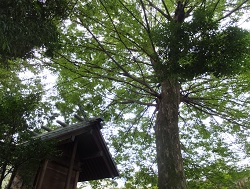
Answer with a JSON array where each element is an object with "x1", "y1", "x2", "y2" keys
[{"x1": 10, "y1": 117, "x2": 119, "y2": 189}]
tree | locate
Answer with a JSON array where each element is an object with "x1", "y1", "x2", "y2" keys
[
  {"x1": 48, "y1": 0, "x2": 250, "y2": 188},
  {"x1": 0, "y1": 0, "x2": 73, "y2": 64},
  {"x1": 0, "y1": 62, "x2": 55, "y2": 189},
  {"x1": 0, "y1": 1, "x2": 74, "y2": 187}
]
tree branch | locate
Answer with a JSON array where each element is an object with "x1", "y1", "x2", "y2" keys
[
  {"x1": 53, "y1": 56, "x2": 159, "y2": 97},
  {"x1": 185, "y1": 100, "x2": 249, "y2": 128},
  {"x1": 117, "y1": 0, "x2": 147, "y2": 30},
  {"x1": 100, "y1": 0, "x2": 149, "y2": 86},
  {"x1": 161, "y1": 0, "x2": 172, "y2": 20},
  {"x1": 145, "y1": 0, "x2": 172, "y2": 21},
  {"x1": 112, "y1": 99, "x2": 156, "y2": 107},
  {"x1": 212, "y1": 0, "x2": 221, "y2": 13},
  {"x1": 217, "y1": 0, "x2": 249, "y2": 22},
  {"x1": 78, "y1": 18, "x2": 160, "y2": 98}
]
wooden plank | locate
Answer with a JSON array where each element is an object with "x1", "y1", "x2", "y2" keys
[
  {"x1": 73, "y1": 171, "x2": 79, "y2": 189},
  {"x1": 56, "y1": 120, "x2": 68, "y2": 127},
  {"x1": 41, "y1": 126, "x2": 52, "y2": 132},
  {"x1": 36, "y1": 160, "x2": 48, "y2": 189},
  {"x1": 64, "y1": 140, "x2": 78, "y2": 189}
]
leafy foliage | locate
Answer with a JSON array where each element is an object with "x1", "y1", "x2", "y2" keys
[
  {"x1": 0, "y1": 0, "x2": 72, "y2": 62},
  {"x1": 38, "y1": 0, "x2": 250, "y2": 188},
  {"x1": 153, "y1": 9, "x2": 250, "y2": 80},
  {"x1": 0, "y1": 61, "x2": 57, "y2": 188}
]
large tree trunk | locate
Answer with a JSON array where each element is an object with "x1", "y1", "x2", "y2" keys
[{"x1": 155, "y1": 79, "x2": 186, "y2": 189}]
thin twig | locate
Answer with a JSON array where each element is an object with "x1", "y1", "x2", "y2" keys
[{"x1": 217, "y1": 0, "x2": 249, "y2": 22}]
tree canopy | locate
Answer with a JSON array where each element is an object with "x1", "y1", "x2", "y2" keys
[
  {"x1": 0, "y1": 61, "x2": 56, "y2": 189},
  {"x1": 0, "y1": 0, "x2": 72, "y2": 62},
  {"x1": 47, "y1": 0, "x2": 250, "y2": 188},
  {"x1": 42, "y1": 0, "x2": 250, "y2": 188},
  {"x1": 1, "y1": 0, "x2": 250, "y2": 188}
]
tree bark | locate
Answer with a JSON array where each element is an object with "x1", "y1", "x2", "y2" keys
[{"x1": 155, "y1": 79, "x2": 187, "y2": 189}]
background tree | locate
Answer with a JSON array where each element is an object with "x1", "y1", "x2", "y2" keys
[
  {"x1": 0, "y1": 0, "x2": 73, "y2": 65},
  {"x1": 0, "y1": 1, "x2": 77, "y2": 188},
  {"x1": 45, "y1": 0, "x2": 250, "y2": 188},
  {"x1": 0, "y1": 61, "x2": 56, "y2": 189}
]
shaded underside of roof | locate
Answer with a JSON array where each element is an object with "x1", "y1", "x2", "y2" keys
[
  {"x1": 35, "y1": 117, "x2": 119, "y2": 181},
  {"x1": 77, "y1": 128, "x2": 118, "y2": 181}
]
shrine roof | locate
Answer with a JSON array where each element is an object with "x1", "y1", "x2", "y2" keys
[
  {"x1": 35, "y1": 117, "x2": 103, "y2": 141},
  {"x1": 35, "y1": 117, "x2": 119, "y2": 181}
]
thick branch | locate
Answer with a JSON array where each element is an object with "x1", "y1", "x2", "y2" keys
[
  {"x1": 161, "y1": 0, "x2": 172, "y2": 19},
  {"x1": 78, "y1": 19, "x2": 159, "y2": 98},
  {"x1": 145, "y1": 0, "x2": 172, "y2": 21},
  {"x1": 100, "y1": 0, "x2": 148, "y2": 85},
  {"x1": 53, "y1": 57, "x2": 159, "y2": 97}
]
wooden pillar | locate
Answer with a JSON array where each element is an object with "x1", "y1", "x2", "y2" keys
[
  {"x1": 64, "y1": 140, "x2": 78, "y2": 189},
  {"x1": 73, "y1": 171, "x2": 80, "y2": 189},
  {"x1": 36, "y1": 160, "x2": 49, "y2": 189}
]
